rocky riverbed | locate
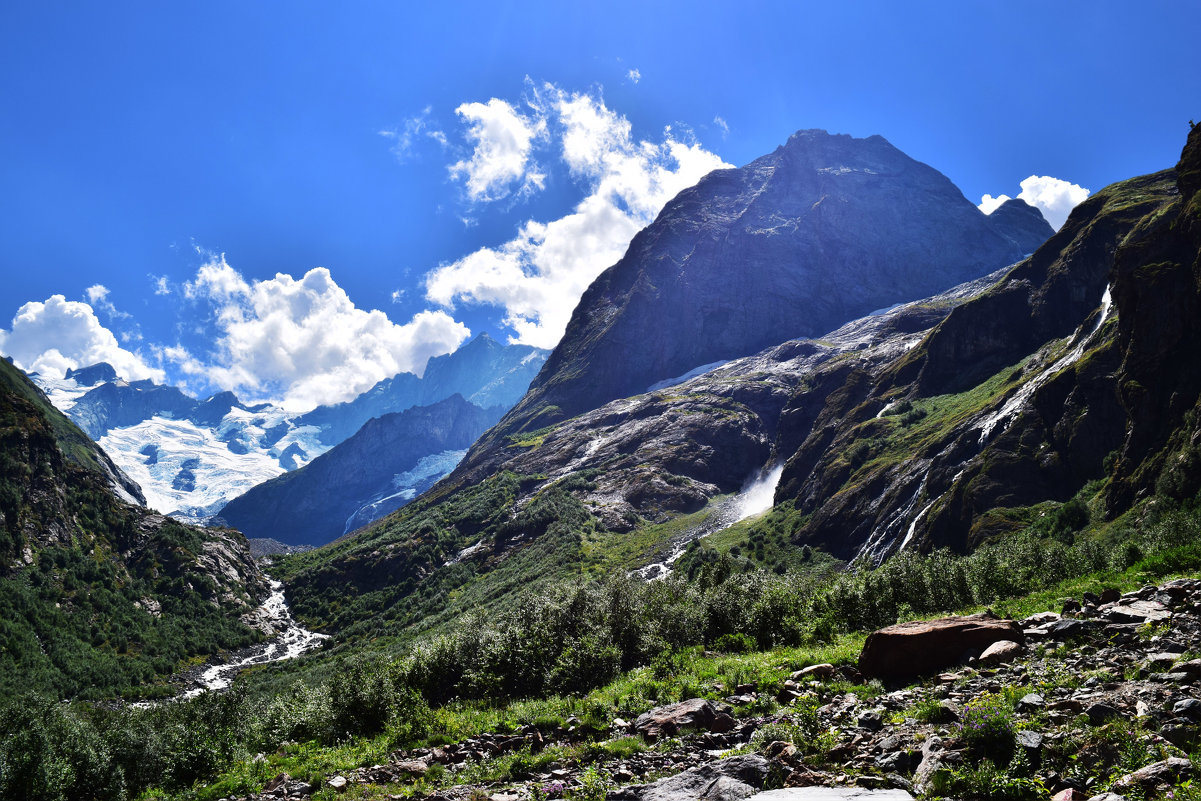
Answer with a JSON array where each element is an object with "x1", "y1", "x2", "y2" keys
[{"x1": 219, "y1": 577, "x2": 1201, "y2": 801}]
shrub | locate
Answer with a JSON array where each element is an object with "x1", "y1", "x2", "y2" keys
[
  {"x1": 751, "y1": 698, "x2": 829, "y2": 755},
  {"x1": 957, "y1": 691, "x2": 1015, "y2": 760},
  {"x1": 713, "y1": 633, "x2": 755, "y2": 653}
]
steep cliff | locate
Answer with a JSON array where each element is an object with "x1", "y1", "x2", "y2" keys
[{"x1": 453, "y1": 129, "x2": 1052, "y2": 485}]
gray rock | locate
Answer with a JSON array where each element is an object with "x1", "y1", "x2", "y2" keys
[
  {"x1": 1085, "y1": 703, "x2": 1123, "y2": 725},
  {"x1": 611, "y1": 755, "x2": 769, "y2": 801},
  {"x1": 1017, "y1": 692, "x2": 1045, "y2": 711},
  {"x1": 1110, "y1": 757, "x2": 1193, "y2": 793},
  {"x1": 979, "y1": 639, "x2": 1023, "y2": 666},
  {"x1": 1047, "y1": 619, "x2": 1096, "y2": 639},
  {"x1": 634, "y1": 698, "x2": 735, "y2": 740},
  {"x1": 874, "y1": 750, "x2": 912, "y2": 773},
  {"x1": 1173, "y1": 698, "x2": 1201, "y2": 721},
  {"x1": 857, "y1": 710, "x2": 884, "y2": 731},
  {"x1": 748, "y1": 790, "x2": 914, "y2": 800},
  {"x1": 1105, "y1": 600, "x2": 1170, "y2": 624},
  {"x1": 792, "y1": 664, "x2": 836, "y2": 681}
]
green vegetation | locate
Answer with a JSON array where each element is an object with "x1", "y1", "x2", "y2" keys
[
  {"x1": 0, "y1": 361, "x2": 264, "y2": 701},
  {"x1": 8, "y1": 478, "x2": 1201, "y2": 799}
]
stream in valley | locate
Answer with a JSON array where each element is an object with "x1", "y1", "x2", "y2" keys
[
  {"x1": 634, "y1": 464, "x2": 783, "y2": 580},
  {"x1": 180, "y1": 578, "x2": 328, "y2": 698}
]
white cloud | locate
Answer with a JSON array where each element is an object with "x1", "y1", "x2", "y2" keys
[
  {"x1": 978, "y1": 193, "x2": 1011, "y2": 215},
  {"x1": 152, "y1": 275, "x2": 172, "y2": 295},
  {"x1": 425, "y1": 85, "x2": 731, "y2": 349},
  {"x1": 178, "y1": 255, "x2": 470, "y2": 411},
  {"x1": 626, "y1": 68, "x2": 641, "y2": 84},
  {"x1": 390, "y1": 289, "x2": 405, "y2": 303},
  {"x1": 83, "y1": 282, "x2": 131, "y2": 319},
  {"x1": 449, "y1": 98, "x2": 547, "y2": 202},
  {"x1": 713, "y1": 116, "x2": 729, "y2": 137},
  {"x1": 0, "y1": 295, "x2": 164, "y2": 381},
  {"x1": 979, "y1": 175, "x2": 1090, "y2": 231},
  {"x1": 86, "y1": 284, "x2": 109, "y2": 304},
  {"x1": 379, "y1": 106, "x2": 448, "y2": 162}
]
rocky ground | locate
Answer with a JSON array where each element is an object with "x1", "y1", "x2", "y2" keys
[{"x1": 225, "y1": 578, "x2": 1201, "y2": 801}]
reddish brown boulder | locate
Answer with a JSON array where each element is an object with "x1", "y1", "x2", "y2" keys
[
  {"x1": 633, "y1": 698, "x2": 735, "y2": 740},
  {"x1": 858, "y1": 612, "x2": 1024, "y2": 682}
]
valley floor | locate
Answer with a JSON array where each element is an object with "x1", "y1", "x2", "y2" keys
[{"x1": 159, "y1": 573, "x2": 1201, "y2": 801}]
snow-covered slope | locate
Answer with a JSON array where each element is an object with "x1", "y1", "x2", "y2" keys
[
  {"x1": 30, "y1": 336, "x2": 548, "y2": 528},
  {"x1": 98, "y1": 414, "x2": 327, "y2": 524},
  {"x1": 31, "y1": 368, "x2": 331, "y2": 524}
]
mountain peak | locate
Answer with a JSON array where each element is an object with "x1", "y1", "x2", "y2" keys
[
  {"x1": 65, "y1": 362, "x2": 118, "y2": 385},
  {"x1": 986, "y1": 196, "x2": 1056, "y2": 245},
  {"x1": 460, "y1": 127, "x2": 1056, "y2": 462}
]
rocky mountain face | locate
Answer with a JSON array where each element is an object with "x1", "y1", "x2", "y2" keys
[
  {"x1": 0, "y1": 357, "x2": 270, "y2": 698},
  {"x1": 446, "y1": 268, "x2": 1008, "y2": 535},
  {"x1": 453, "y1": 129, "x2": 1052, "y2": 485},
  {"x1": 30, "y1": 334, "x2": 547, "y2": 525},
  {"x1": 773, "y1": 123, "x2": 1201, "y2": 561},
  {"x1": 277, "y1": 127, "x2": 1201, "y2": 647},
  {"x1": 216, "y1": 395, "x2": 504, "y2": 546}
]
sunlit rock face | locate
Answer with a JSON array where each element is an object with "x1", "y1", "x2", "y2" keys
[{"x1": 455, "y1": 128, "x2": 1052, "y2": 482}]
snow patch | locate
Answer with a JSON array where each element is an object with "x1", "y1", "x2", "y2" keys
[{"x1": 646, "y1": 360, "x2": 729, "y2": 393}]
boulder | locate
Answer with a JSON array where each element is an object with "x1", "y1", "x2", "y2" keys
[
  {"x1": 1173, "y1": 698, "x2": 1201, "y2": 721},
  {"x1": 792, "y1": 664, "x2": 836, "y2": 681},
  {"x1": 747, "y1": 790, "x2": 914, "y2": 800},
  {"x1": 634, "y1": 698, "x2": 736, "y2": 740},
  {"x1": 1104, "y1": 600, "x2": 1170, "y2": 624},
  {"x1": 1052, "y1": 789, "x2": 1089, "y2": 801},
  {"x1": 610, "y1": 754, "x2": 769, "y2": 801},
  {"x1": 1110, "y1": 757, "x2": 1193, "y2": 793},
  {"x1": 978, "y1": 639, "x2": 1023, "y2": 666},
  {"x1": 1085, "y1": 703, "x2": 1123, "y2": 725},
  {"x1": 858, "y1": 613, "x2": 1024, "y2": 682}
]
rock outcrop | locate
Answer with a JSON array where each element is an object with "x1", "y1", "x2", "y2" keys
[
  {"x1": 633, "y1": 698, "x2": 737, "y2": 740},
  {"x1": 857, "y1": 613, "x2": 1024, "y2": 682}
]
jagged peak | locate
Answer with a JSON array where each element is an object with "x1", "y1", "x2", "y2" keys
[{"x1": 65, "y1": 361, "x2": 119, "y2": 385}]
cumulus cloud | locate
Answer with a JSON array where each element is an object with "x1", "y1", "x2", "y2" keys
[
  {"x1": 0, "y1": 295, "x2": 164, "y2": 381},
  {"x1": 626, "y1": 68, "x2": 641, "y2": 84},
  {"x1": 449, "y1": 98, "x2": 547, "y2": 202},
  {"x1": 177, "y1": 255, "x2": 469, "y2": 411},
  {"x1": 979, "y1": 175, "x2": 1090, "y2": 231},
  {"x1": 425, "y1": 85, "x2": 731, "y2": 349},
  {"x1": 152, "y1": 275, "x2": 172, "y2": 295}
]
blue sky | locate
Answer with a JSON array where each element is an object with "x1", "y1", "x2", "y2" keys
[{"x1": 2, "y1": 1, "x2": 1197, "y2": 410}]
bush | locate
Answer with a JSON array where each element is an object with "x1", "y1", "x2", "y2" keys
[
  {"x1": 549, "y1": 634, "x2": 620, "y2": 695},
  {"x1": 957, "y1": 691, "x2": 1015, "y2": 760},
  {"x1": 713, "y1": 633, "x2": 755, "y2": 653},
  {"x1": 751, "y1": 697, "x2": 828, "y2": 755}
]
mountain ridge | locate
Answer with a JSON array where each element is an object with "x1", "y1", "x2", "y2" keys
[{"x1": 447, "y1": 128, "x2": 1053, "y2": 488}]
